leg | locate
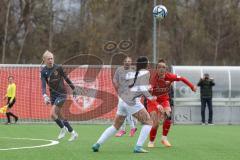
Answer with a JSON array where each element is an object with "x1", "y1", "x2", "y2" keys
[
  {"x1": 51, "y1": 105, "x2": 68, "y2": 140},
  {"x1": 162, "y1": 109, "x2": 172, "y2": 137},
  {"x1": 57, "y1": 107, "x2": 73, "y2": 132},
  {"x1": 55, "y1": 97, "x2": 78, "y2": 141},
  {"x1": 6, "y1": 112, "x2": 11, "y2": 124},
  {"x1": 201, "y1": 98, "x2": 207, "y2": 124},
  {"x1": 121, "y1": 118, "x2": 127, "y2": 131},
  {"x1": 148, "y1": 111, "x2": 160, "y2": 146},
  {"x1": 127, "y1": 115, "x2": 137, "y2": 137},
  {"x1": 207, "y1": 98, "x2": 213, "y2": 124},
  {"x1": 6, "y1": 99, "x2": 18, "y2": 123},
  {"x1": 115, "y1": 116, "x2": 127, "y2": 137},
  {"x1": 92, "y1": 115, "x2": 126, "y2": 152},
  {"x1": 51, "y1": 105, "x2": 64, "y2": 128},
  {"x1": 7, "y1": 112, "x2": 18, "y2": 122},
  {"x1": 127, "y1": 115, "x2": 136, "y2": 129},
  {"x1": 161, "y1": 101, "x2": 172, "y2": 147},
  {"x1": 132, "y1": 108, "x2": 152, "y2": 152},
  {"x1": 146, "y1": 99, "x2": 160, "y2": 146},
  {"x1": 58, "y1": 107, "x2": 77, "y2": 141}
]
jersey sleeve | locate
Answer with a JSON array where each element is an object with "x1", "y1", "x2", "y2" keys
[
  {"x1": 60, "y1": 66, "x2": 75, "y2": 90},
  {"x1": 40, "y1": 70, "x2": 47, "y2": 95},
  {"x1": 170, "y1": 73, "x2": 194, "y2": 90}
]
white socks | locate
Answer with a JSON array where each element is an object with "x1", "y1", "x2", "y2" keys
[
  {"x1": 127, "y1": 115, "x2": 135, "y2": 129},
  {"x1": 136, "y1": 125, "x2": 152, "y2": 146},
  {"x1": 97, "y1": 125, "x2": 117, "y2": 145},
  {"x1": 120, "y1": 119, "x2": 127, "y2": 131}
]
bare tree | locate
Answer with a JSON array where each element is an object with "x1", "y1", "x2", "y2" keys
[
  {"x1": 48, "y1": 0, "x2": 54, "y2": 51},
  {"x1": 2, "y1": 0, "x2": 11, "y2": 64}
]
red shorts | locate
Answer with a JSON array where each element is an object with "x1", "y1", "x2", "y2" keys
[{"x1": 147, "y1": 99, "x2": 171, "y2": 113}]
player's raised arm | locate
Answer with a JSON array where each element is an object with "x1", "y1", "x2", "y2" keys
[{"x1": 172, "y1": 74, "x2": 196, "y2": 92}]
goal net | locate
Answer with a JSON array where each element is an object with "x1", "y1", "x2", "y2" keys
[{"x1": 0, "y1": 64, "x2": 118, "y2": 124}]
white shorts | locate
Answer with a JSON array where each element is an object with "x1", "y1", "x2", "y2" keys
[{"x1": 116, "y1": 98, "x2": 144, "y2": 116}]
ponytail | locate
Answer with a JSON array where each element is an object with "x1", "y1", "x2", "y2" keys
[
  {"x1": 129, "y1": 70, "x2": 139, "y2": 88},
  {"x1": 129, "y1": 56, "x2": 149, "y2": 88}
]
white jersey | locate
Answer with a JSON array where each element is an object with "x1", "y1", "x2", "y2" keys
[
  {"x1": 113, "y1": 66, "x2": 134, "y2": 96},
  {"x1": 120, "y1": 69, "x2": 153, "y2": 106}
]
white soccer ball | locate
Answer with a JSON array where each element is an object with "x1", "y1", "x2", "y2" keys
[{"x1": 153, "y1": 5, "x2": 168, "y2": 20}]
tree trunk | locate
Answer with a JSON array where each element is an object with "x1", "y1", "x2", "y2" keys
[
  {"x1": 16, "y1": 28, "x2": 29, "y2": 64},
  {"x1": 48, "y1": 0, "x2": 54, "y2": 51},
  {"x1": 2, "y1": 0, "x2": 11, "y2": 64},
  {"x1": 214, "y1": 23, "x2": 221, "y2": 65}
]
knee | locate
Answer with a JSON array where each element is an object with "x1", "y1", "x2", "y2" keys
[
  {"x1": 152, "y1": 120, "x2": 159, "y2": 128},
  {"x1": 152, "y1": 123, "x2": 159, "y2": 128},
  {"x1": 113, "y1": 124, "x2": 121, "y2": 130},
  {"x1": 51, "y1": 112, "x2": 58, "y2": 120},
  {"x1": 113, "y1": 117, "x2": 125, "y2": 130},
  {"x1": 142, "y1": 119, "x2": 152, "y2": 126},
  {"x1": 51, "y1": 114, "x2": 56, "y2": 120},
  {"x1": 165, "y1": 112, "x2": 172, "y2": 120}
]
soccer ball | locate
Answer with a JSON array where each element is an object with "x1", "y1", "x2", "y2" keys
[{"x1": 153, "y1": 5, "x2": 168, "y2": 20}]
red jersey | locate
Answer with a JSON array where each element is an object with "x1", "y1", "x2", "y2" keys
[{"x1": 150, "y1": 72, "x2": 194, "y2": 101}]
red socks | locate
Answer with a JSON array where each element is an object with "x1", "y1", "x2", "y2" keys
[
  {"x1": 162, "y1": 119, "x2": 171, "y2": 136},
  {"x1": 149, "y1": 127, "x2": 158, "y2": 142},
  {"x1": 149, "y1": 119, "x2": 172, "y2": 142}
]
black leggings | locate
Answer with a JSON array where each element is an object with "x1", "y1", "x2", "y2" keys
[
  {"x1": 6, "y1": 97, "x2": 18, "y2": 123},
  {"x1": 7, "y1": 97, "x2": 16, "y2": 108}
]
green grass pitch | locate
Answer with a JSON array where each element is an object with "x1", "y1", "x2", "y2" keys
[{"x1": 1, "y1": 124, "x2": 240, "y2": 160}]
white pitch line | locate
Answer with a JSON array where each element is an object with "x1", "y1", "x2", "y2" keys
[{"x1": 0, "y1": 137, "x2": 59, "y2": 151}]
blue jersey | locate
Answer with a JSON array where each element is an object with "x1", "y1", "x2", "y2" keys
[{"x1": 41, "y1": 64, "x2": 75, "y2": 97}]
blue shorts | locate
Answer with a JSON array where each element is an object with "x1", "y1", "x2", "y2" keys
[{"x1": 50, "y1": 94, "x2": 66, "y2": 107}]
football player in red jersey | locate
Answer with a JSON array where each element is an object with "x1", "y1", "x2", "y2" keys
[{"x1": 147, "y1": 59, "x2": 197, "y2": 148}]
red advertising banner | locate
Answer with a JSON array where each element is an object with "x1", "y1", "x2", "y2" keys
[{"x1": 0, "y1": 65, "x2": 118, "y2": 122}]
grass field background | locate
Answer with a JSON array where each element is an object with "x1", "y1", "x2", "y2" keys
[{"x1": 1, "y1": 124, "x2": 240, "y2": 160}]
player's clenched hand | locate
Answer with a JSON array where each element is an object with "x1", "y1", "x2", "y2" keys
[
  {"x1": 192, "y1": 86, "x2": 197, "y2": 92},
  {"x1": 152, "y1": 96, "x2": 157, "y2": 100},
  {"x1": 73, "y1": 87, "x2": 85, "y2": 99},
  {"x1": 157, "y1": 104, "x2": 164, "y2": 113},
  {"x1": 43, "y1": 94, "x2": 50, "y2": 105}
]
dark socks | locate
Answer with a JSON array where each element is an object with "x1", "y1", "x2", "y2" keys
[
  {"x1": 8, "y1": 112, "x2": 18, "y2": 119},
  {"x1": 6, "y1": 112, "x2": 11, "y2": 123},
  {"x1": 63, "y1": 120, "x2": 73, "y2": 132},
  {"x1": 54, "y1": 118, "x2": 64, "y2": 128}
]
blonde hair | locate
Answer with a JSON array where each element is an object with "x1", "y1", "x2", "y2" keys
[{"x1": 41, "y1": 50, "x2": 53, "y2": 65}]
